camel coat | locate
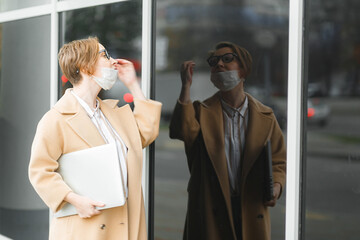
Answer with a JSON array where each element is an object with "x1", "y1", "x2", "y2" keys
[
  {"x1": 29, "y1": 89, "x2": 162, "y2": 240},
  {"x1": 169, "y1": 92, "x2": 286, "y2": 240}
]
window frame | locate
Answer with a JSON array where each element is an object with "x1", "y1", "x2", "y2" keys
[{"x1": 286, "y1": 0, "x2": 305, "y2": 239}]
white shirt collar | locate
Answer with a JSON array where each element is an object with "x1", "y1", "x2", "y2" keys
[{"x1": 221, "y1": 96, "x2": 248, "y2": 118}]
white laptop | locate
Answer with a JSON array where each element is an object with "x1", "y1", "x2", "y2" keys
[{"x1": 55, "y1": 143, "x2": 126, "y2": 218}]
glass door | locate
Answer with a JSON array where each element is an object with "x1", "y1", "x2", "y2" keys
[
  {"x1": 154, "y1": 0, "x2": 289, "y2": 239},
  {"x1": 304, "y1": 0, "x2": 360, "y2": 239},
  {"x1": 0, "y1": 16, "x2": 51, "y2": 240}
]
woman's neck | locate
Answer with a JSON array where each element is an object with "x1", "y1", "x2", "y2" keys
[
  {"x1": 73, "y1": 77, "x2": 101, "y2": 109},
  {"x1": 220, "y1": 83, "x2": 246, "y2": 109}
]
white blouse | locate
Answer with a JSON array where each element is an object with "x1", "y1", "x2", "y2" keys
[{"x1": 221, "y1": 96, "x2": 248, "y2": 195}]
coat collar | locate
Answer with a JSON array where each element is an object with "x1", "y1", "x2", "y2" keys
[
  {"x1": 53, "y1": 89, "x2": 127, "y2": 148},
  {"x1": 54, "y1": 89, "x2": 119, "y2": 114},
  {"x1": 200, "y1": 91, "x2": 273, "y2": 114}
]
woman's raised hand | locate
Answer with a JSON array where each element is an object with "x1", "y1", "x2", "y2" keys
[
  {"x1": 180, "y1": 61, "x2": 195, "y2": 88},
  {"x1": 179, "y1": 61, "x2": 195, "y2": 104},
  {"x1": 115, "y1": 59, "x2": 146, "y2": 100},
  {"x1": 115, "y1": 59, "x2": 137, "y2": 87}
]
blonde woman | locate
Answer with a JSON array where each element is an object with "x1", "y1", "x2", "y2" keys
[{"x1": 29, "y1": 37, "x2": 161, "y2": 240}]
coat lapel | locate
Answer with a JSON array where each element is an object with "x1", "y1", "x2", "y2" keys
[
  {"x1": 199, "y1": 93, "x2": 233, "y2": 226},
  {"x1": 99, "y1": 99, "x2": 143, "y2": 238},
  {"x1": 98, "y1": 99, "x2": 132, "y2": 151},
  {"x1": 54, "y1": 89, "x2": 105, "y2": 148},
  {"x1": 241, "y1": 94, "x2": 274, "y2": 182},
  {"x1": 67, "y1": 111, "x2": 106, "y2": 147}
]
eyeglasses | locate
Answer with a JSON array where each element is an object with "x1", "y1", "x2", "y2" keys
[
  {"x1": 207, "y1": 53, "x2": 239, "y2": 67},
  {"x1": 99, "y1": 49, "x2": 111, "y2": 60}
]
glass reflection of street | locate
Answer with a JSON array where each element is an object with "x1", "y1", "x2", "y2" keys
[
  {"x1": 305, "y1": 97, "x2": 360, "y2": 240},
  {"x1": 154, "y1": 0, "x2": 290, "y2": 238},
  {"x1": 154, "y1": 96, "x2": 360, "y2": 240}
]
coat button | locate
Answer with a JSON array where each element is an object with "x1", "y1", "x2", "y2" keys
[
  {"x1": 257, "y1": 214, "x2": 264, "y2": 219},
  {"x1": 100, "y1": 224, "x2": 106, "y2": 230}
]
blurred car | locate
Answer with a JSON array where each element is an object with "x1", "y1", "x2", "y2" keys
[
  {"x1": 247, "y1": 86, "x2": 331, "y2": 129},
  {"x1": 307, "y1": 97, "x2": 330, "y2": 127}
]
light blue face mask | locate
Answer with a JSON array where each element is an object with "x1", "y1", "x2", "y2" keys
[
  {"x1": 210, "y1": 70, "x2": 245, "y2": 91},
  {"x1": 91, "y1": 67, "x2": 118, "y2": 90}
]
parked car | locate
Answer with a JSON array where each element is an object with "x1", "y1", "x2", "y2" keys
[
  {"x1": 247, "y1": 86, "x2": 331, "y2": 129},
  {"x1": 307, "y1": 97, "x2": 330, "y2": 127}
]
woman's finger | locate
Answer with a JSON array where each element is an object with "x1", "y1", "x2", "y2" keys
[
  {"x1": 93, "y1": 209, "x2": 101, "y2": 216},
  {"x1": 116, "y1": 58, "x2": 132, "y2": 65},
  {"x1": 92, "y1": 201, "x2": 105, "y2": 208},
  {"x1": 181, "y1": 61, "x2": 195, "y2": 70}
]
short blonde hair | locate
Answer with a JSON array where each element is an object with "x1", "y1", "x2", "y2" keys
[
  {"x1": 58, "y1": 37, "x2": 99, "y2": 85},
  {"x1": 208, "y1": 41, "x2": 253, "y2": 77}
]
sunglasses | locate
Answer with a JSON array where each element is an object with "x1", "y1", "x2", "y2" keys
[
  {"x1": 99, "y1": 49, "x2": 111, "y2": 60},
  {"x1": 207, "y1": 53, "x2": 239, "y2": 67}
]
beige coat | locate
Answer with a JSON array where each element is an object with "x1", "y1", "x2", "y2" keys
[
  {"x1": 169, "y1": 92, "x2": 286, "y2": 240},
  {"x1": 29, "y1": 89, "x2": 162, "y2": 240}
]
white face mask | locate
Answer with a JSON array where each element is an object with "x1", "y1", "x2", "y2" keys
[
  {"x1": 210, "y1": 70, "x2": 244, "y2": 91},
  {"x1": 91, "y1": 67, "x2": 118, "y2": 90}
]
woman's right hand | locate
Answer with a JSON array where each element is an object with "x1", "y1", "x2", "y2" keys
[
  {"x1": 180, "y1": 61, "x2": 195, "y2": 88},
  {"x1": 64, "y1": 192, "x2": 105, "y2": 219},
  {"x1": 179, "y1": 61, "x2": 195, "y2": 104}
]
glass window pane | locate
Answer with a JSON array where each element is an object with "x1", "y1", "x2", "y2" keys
[
  {"x1": 59, "y1": 1, "x2": 142, "y2": 106},
  {"x1": 304, "y1": 1, "x2": 360, "y2": 239},
  {"x1": 155, "y1": 0, "x2": 289, "y2": 239},
  {"x1": 0, "y1": 15, "x2": 50, "y2": 239},
  {"x1": 0, "y1": 0, "x2": 50, "y2": 13}
]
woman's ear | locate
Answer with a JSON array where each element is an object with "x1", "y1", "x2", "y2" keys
[{"x1": 81, "y1": 67, "x2": 92, "y2": 77}]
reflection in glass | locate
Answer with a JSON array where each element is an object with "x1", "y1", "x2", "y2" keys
[
  {"x1": 304, "y1": 0, "x2": 360, "y2": 239},
  {"x1": 0, "y1": 0, "x2": 50, "y2": 13},
  {"x1": 0, "y1": 16, "x2": 51, "y2": 239},
  {"x1": 155, "y1": 0, "x2": 289, "y2": 239},
  {"x1": 59, "y1": 0, "x2": 142, "y2": 106}
]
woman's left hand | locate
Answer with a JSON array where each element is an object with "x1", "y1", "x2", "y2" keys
[
  {"x1": 264, "y1": 182, "x2": 282, "y2": 207},
  {"x1": 115, "y1": 59, "x2": 137, "y2": 88},
  {"x1": 114, "y1": 58, "x2": 146, "y2": 100}
]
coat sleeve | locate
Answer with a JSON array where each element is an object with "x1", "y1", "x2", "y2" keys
[
  {"x1": 28, "y1": 110, "x2": 72, "y2": 213},
  {"x1": 133, "y1": 98, "x2": 162, "y2": 148},
  {"x1": 270, "y1": 116, "x2": 286, "y2": 197},
  {"x1": 169, "y1": 100, "x2": 201, "y2": 148}
]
